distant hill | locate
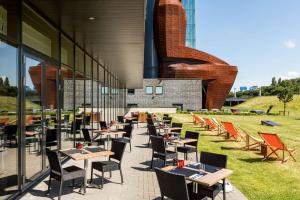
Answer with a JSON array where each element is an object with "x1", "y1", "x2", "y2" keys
[
  {"x1": 0, "y1": 95, "x2": 39, "y2": 112},
  {"x1": 233, "y1": 95, "x2": 300, "y2": 117}
]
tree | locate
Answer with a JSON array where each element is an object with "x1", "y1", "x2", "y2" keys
[
  {"x1": 271, "y1": 77, "x2": 277, "y2": 86},
  {"x1": 277, "y1": 81, "x2": 293, "y2": 116},
  {"x1": 4, "y1": 77, "x2": 9, "y2": 87},
  {"x1": 0, "y1": 77, "x2": 3, "y2": 86}
]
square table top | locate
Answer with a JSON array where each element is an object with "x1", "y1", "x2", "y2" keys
[
  {"x1": 94, "y1": 129, "x2": 126, "y2": 136},
  {"x1": 60, "y1": 146, "x2": 114, "y2": 161},
  {"x1": 161, "y1": 163, "x2": 232, "y2": 187},
  {"x1": 173, "y1": 138, "x2": 198, "y2": 145}
]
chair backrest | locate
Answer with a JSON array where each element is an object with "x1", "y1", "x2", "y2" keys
[
  {"x1": 193, "y1": 114, "x2": 204, "y2": 125},
  {"x1": 185, "y1": 131, "x2": 199, "y2": 147},
  {"x1": 259, "y1": 132, "x2": 286, "y2": 150},
  {"x1": 25, "y1": 125, "x2": 35, "y2": 132},
  {"x1": 82, "y1": 128, "x2": 92, "y2": 143},
  {"x1": 155, "y1": 168, "x2": 189, "y2": 200},
  {"x1": 125, "y1": 119, "x2": 133, "y2": 127},
  {"x1": 4, "y1": 125, "x2": 18, "y2": 135},
  {"x1": 171, "y1": 122, "x2": 183, "y2": 133},
  {"x1": 147, "y1": 118, "x2": 154, "y2": 126},
  {"x1": 100, "y1": 121, "x2": 108, "y2": 129},
  {"x1": 200, "y1": 151, "x2": 227, "y2": 168},
  {"x1": 150, "y1": 136, "x2": 166, "y2": 154},
  {"x1": 123, "y1": 125, "x2": 133, "y2": 138},
  {"x1": 148, "y1": 125, "x2": 158, "y2": 136},
  {"x1": 117, "y1": 116, "x2": 124, "y2": 123},
  {"x1": 110, "y1": 139, "x2": 127, "y2": 162},
  {"x1": 75, "y1": 119, "x2": 82, "y2": 130},
  {"x1": 46, "y1": 148, "x2": 62, "y2": 175},
  {"x1": 64, "y1": 115, "x2": 70, "y2": 122},
  {"x1": 84, "y1": 115, "x2": 91, "y2": 125},
  {"x1": 163, "y1": 117, "x2": 172, "y2": 125},
  {"x1": 221, "y1": 122, "x2": 238, "y2": 139},
  {"x1": 46, "y1": 129, "x2": 57, "y2": 145},
  {"x1": 203, "y1": 118, "x2": 216, "y2": 129},
  {"x1": 163, "y1": 114, "x2": 169, "y2": 118}
]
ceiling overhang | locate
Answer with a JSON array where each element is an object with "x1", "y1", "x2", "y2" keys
[{"x1": 27, "y1": 0, "x2": 145, "y2": 88}]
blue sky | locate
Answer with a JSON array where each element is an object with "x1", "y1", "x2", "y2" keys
[{"x1": 196, "y1": 0, "x2": 300, "y2": 90}]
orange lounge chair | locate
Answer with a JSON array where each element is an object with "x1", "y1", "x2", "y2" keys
[
  {"x1": 202, "y1": 118, "x2": 217, "y2": 131},
  {"x1": 221, "y1": 122, "x2": 239, "y2": 141},
  {"x1": 259, "y1": 132, "x2": 296, "y2": 163},
  {"x1": 192, "y1": 114, "x2": 205, "y2": 127}
]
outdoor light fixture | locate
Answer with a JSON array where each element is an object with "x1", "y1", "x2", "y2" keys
[{"x1": 88, "y1": 16, "x2": 96, "y2": 21}]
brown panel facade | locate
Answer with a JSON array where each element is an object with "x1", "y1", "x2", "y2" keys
[{"x1": 154, "y1": 0, "x2": 238, "y2": 109}]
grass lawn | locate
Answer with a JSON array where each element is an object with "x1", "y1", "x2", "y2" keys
[{"x1": 170, "y1": 113, "x2": 300, "y2": 200}]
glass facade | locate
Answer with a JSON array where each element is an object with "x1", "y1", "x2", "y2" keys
[
  {"x1": 182, "y1": 0, "x2": 196, "y2": 48},
  {"x1": 0, "y1": 1, "x2": 126, "y2": 199}
]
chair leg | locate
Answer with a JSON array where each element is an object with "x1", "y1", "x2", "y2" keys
[
  {"x1": 129, "y1": 141, "x2": 132, "y2": 152},
  {"x1": 109, "y1": 170, "x2": 112, "y2": 178},
  {"x1": 58, "y1": 180, "x2": 63, "y2": 200},
  {"x1": 120, "y1": 168, "x2": 124, "y2": 184},
  {"x1": 47, "y1": 175, "x2": 52, "y2": 194},
  {"x1": 90, "y1": 167, "x2": 94, "y2": 183},
  {"x1": 223, "y1": 179, "x2": 226, "y2": 200},
  {"x1": 101, "y1": 170, "x2": 104, "y2": 189},
  {"x1": 151, "y1": 154, "x2": 154, "y2": 169},
  {"x1": 163, "y1": 159, "x2": 166, "y2": 167},
  {"x1": 196, "y1": 151, "x2": 198, "y2": 162}
]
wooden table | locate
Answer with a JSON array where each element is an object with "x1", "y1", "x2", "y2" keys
[
  {"x1": 172, "y1": 138, "x2": 198, "y2": 159},
  {"x1": 60, "y1": 146, "x2": 114, "y2": 193},
  {"x1": 94, "y1": 130, "x2": 126, "y2": 149},
  {"x1": 162, "y1": 163, "x2": 232, "y2": 200},
  {"x1": 110, "y1": 122, "x2": 129, "y2": 129}
]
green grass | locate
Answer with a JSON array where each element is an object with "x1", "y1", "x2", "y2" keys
[
  {"x1": 0, "y1": 95, "x2": 39, "y2": 112},
  {"x1": 170, "y1": 113, "x2": 300, "y2": 200},
  {"x1": 234, "y1": 95, "x2": 300, "y2": 117}
]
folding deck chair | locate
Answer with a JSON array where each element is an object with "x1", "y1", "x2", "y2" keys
[
  {"x1": 202, "y1": 118, "x2": 217, "y2": 131},
  {"x1": 239, "y1": 127, "x2": 263, "y2": 151},
  {"x1": 191, "y1": 114, "x2": 205, "y2": 127},
  {"x1": 211, "y1": 117, "x2": 225, "y2": 135},
  {"x1": 259, "y1": 132, "x2": 296, "y2": 163},
  {"x1": 221, "y1": 122, "x2": 240, "y2": 141}
]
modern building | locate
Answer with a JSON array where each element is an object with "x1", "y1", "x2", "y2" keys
[
  {"x1": 0, "y1": 0, "x2": 144, "y2": 199},
  {"x1": 128, "y1": 0, "x2": 237, "y2": 110}
]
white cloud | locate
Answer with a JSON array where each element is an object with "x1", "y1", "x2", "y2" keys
[
  {"x1": 284, "y1": 40, "x2": 296, "y2": 49},
  {"x1": 280, "y1": 71, "x2": 299, "y2": 80}
]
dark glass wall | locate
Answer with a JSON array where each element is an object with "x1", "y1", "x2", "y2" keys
[{"x1": 0, "y1": 1, "x2": 125, "y2": 199}]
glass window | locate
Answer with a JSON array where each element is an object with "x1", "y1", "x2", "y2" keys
[
  {"x1": 0, "y1": 0, "x2": 19, "y2": 43},
  {"x1": 0, "y1": 40, "x2": 18, "y2": 199},
  {"x1": 127, "y1": 89, "x2": 135, "y2": 95},
  {"x1": 145, "y1": 86, "x2": 153, "y2": 94},
  {"x1": 61, "y1": 35, "x2": 74, "y2": 67},
  {"x1": 61, "y1": 64, "x2": 74, "y2": 149},
  {"x1": 155, "y1": 86, "x2": 163, "y2": 94},
  {"x1": 22, "y1": 4, "x2": 59, "y2": 59},
  {"x1": 75, "y1": 47, "x2": 84, "y2": 74}
]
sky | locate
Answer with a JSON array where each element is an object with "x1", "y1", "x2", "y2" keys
[{"x1": 195, "y1": 0, "x2": 300, "y2": 90}]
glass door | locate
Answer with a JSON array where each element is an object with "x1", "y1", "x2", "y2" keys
[{"x1": 23, "y1": 53, "x2": 59, "y2": 182}]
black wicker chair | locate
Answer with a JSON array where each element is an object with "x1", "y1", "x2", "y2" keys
[
  {"x1": 114, "y1": 125, "x2": 133, "y2": 152},
  {"x1": 148, "y1": 125, "x2": 160, "y2": 147},
  {"x1": 150, "y1": 136, "x2": 177, "y2": 168},
  {"x1": 100, "y1": 121, "x2": 108, "y2": 130},
  {"x1": 117, "y1": 116, "x2": 124, "y2": 123},
  {"x1": 46, "y1": 129, "x2": 58, "y2": 149},
  {"x1": 171, "y1": 122, "x2": 183, "y2": 135},
  {"x1": 155, "y1": 168, "x2": 205, "y2": 200},
  {"x1": 90, "y1": 139, "x2": 126, "y2": 189},
  {"x1": 163, "y1": 116, "x2": 172, "y2": 126},
  {"x1": 82, "y1": 128, "x2": 105, "y2": 147},
  {"x1": 46, "y1": 148, "x2": 85, "y2": 199},
  {"x1": 197, "y1": 151, "x2": 228, "y2": 200},
  {"x1": 177, "y1": 131, "x2": 199, "y2": 161},
  {"x1": 3, "y1": 125, "x2": 18, "y2": 146}
]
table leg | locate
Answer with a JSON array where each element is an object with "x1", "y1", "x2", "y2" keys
[
  {"x1": 223, "y1": 179, "x2": 226, "y2": 200},
  {"x1": 83, "y1": 159, "x2": 88, "y2": 194}
]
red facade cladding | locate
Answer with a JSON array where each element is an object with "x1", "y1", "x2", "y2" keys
[{"x1": 154, "y1": 0, "x2": 238, "y2": 109}]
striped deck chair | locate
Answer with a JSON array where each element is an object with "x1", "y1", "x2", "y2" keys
[
  {"x1": 259, "y1": 132, "x2": 296, "y2": 163},
  {"x1": 192, "y1": 114, "x2": 205, "y2": 127},
  {"x1": 239, "y1": 127, "x2": 263, "y2": 151}
]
